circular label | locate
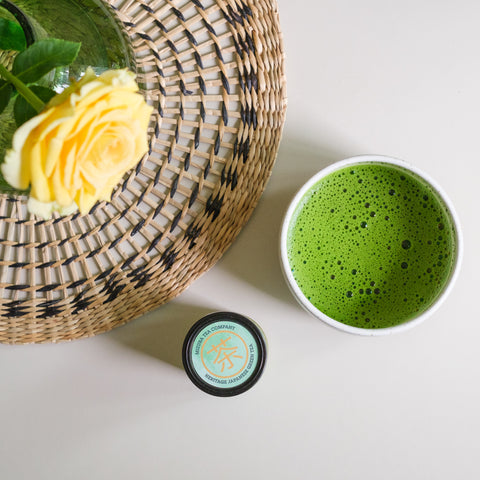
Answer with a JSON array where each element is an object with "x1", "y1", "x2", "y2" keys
[{"x1": 190, "y1": 320, "x2": 259, "y2": 389}]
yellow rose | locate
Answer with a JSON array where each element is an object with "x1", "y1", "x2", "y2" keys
[{"x1": 2, "y1": 68, "x2": 153, "y2": 219}]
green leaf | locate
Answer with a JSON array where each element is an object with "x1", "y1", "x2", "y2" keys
[
  {"x1": 12, "y1": 39, "x2": 81, "y2": 84},
  {"x1": 0, "y1": 63, "x2": 45, "y2": 112},
  {"x1": 0, "y1": 18, "x2": 26, "y2": 51},
  {"x1": 0, "y1": 79, "x2": 13, "y2": 115},
  {"x1": 13, "y1": 85, "x2": 56, "y2": 126}
]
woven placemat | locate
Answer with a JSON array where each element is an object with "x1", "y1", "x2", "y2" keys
[{"x1": 0, "y1": 0, "x2": 286, "y2": 344}]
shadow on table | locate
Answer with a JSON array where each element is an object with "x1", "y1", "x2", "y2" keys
[
  {"x1": 218, "y1": 135, "x2": 352, "y2": 304},
  {"x1": 109, "y1": 302, "x2": 213, "y2": 369}
]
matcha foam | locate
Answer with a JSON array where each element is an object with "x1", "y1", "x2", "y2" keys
[{"x1": 287, "y1": 162, "x2": 457, "y2": 329}]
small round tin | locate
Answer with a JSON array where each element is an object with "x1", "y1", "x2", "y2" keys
[{"x1": 182, "y1": 312, "x2": 267, "y2": 397}]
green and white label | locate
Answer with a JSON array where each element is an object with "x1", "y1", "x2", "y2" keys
[{"x1": 190, "y1": 320, "x2": 259, "y2": 389}]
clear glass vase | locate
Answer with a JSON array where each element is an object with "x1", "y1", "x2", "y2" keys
[{"x1": 0, "y1": 0, "x2": 134, "y2": 192}]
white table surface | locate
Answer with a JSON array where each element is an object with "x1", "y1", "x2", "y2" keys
[{"x1": 1, "y1": 1, "x2": 479, "y2": 478}]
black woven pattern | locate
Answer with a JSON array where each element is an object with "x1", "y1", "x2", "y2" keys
[{"x1": 0, "y1": 0, "x2": 286, "y2": 342}]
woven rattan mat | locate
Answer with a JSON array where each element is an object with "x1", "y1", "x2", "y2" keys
[{"x1": 0, "y1": 0, "x2": 286, "y2": 344}]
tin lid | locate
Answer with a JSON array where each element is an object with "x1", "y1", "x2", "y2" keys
[{"x1": 182, "y1": 312, "x2": 267, "y2": 397}]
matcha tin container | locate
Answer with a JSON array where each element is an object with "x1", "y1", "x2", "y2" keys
[{"x1": 182, "y1": 312, "x2": 267, "y2": 397}]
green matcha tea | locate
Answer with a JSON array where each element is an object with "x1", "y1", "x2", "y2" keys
[{"x1": 287, "y1": 162, "x2": 457, "y2": 329}]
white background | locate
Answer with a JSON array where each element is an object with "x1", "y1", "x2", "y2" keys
[{"x1": 1, "y1": 0, "x2": 479, "y2": 478}]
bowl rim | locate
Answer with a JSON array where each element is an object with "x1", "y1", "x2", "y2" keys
[{"x1": 279, "y1": 154, "x2": 464, "y2": 336}]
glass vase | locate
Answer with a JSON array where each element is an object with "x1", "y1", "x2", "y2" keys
[{"x1": 0, "y1": 0, "x2": 134, "y2": 193}]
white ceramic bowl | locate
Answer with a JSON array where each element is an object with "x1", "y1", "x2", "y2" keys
[{"x1": 279, "y1": 155, "x2": 463, "y2": 335}]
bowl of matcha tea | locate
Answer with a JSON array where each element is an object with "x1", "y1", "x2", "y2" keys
[{"x1": 280, "y1": 155, "x2": 463, "y2": 335}]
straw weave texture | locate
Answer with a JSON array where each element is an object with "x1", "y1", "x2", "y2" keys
[{"x1": 0, "y1": 0, "x2": 286, "y2": 343}]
